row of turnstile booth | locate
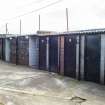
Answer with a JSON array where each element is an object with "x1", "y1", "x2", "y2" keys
[{"x1": 0, "y1": 30, "x2": 105, "y2": 85}]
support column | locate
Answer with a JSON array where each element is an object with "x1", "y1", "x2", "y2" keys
[
  {"x1": 80, "y1": 35, "x2": 85, "y2": 80},
  {"x1": 46, "y1": 37, "x2": 49, "y2": 71},
  {"x1": 60, "y1": 36, "x2": 64, "y2": 75},
  {"x1": 58, "y1": 36, "x2": 60, "y2": 73},
  {"x1": 76, "y1": 36, "x2": 80, "y2": 79},
  {"x1": 100, "y1": 34, "x2": 105, "y2": 84}
]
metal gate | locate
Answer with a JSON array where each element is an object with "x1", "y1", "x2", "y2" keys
[
  {"x1": 49, "y1": 36, "x2": 59, "y2": 73},
  {"x1": 64, "y1": 35, "x2": 77, "y2": 78},
  {"x1": 84, "y1": 35, "x2": 101, "y2": 83},
  {"x1": 39, "y1": 37, "x2": 47, "y2": 70}
]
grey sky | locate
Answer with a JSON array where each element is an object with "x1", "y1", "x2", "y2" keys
[{"x1": 0, "y1": 0, "x2": 105, "y2": 34}]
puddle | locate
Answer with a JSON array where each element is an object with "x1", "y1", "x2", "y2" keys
[{"x1": 71, "y1": 96, "x2": 86, "y2": 104}]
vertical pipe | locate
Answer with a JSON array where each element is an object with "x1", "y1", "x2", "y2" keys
[
  {"x1": 76, "y1": 36, "x2": 80, "y2": 79},
  {"x1": 80, "y1": 35, "x2": 85, "y2": 80},
  {"x1": 100, "y1": 34, "x2": 105, "y2": 84}
]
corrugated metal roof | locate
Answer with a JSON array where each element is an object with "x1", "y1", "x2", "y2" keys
[
  {"x1": 0, "y1": 28, "x2": 105, "y2": 38},
  {"x1": 62, "y1": 28, "x2": 105, "y2": 35},
  {"x1": 38, "y1": 28, "x2": 105, "y2": 36}
]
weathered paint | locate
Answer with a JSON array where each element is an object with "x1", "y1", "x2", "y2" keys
[
  {"x1": 10, "y1": 37, "x2": 17, "y2": 64},
  {"x1": 0, "y1": 33, "x2": 105, "y2": 85},
  {"x1": 17, "y1": 36, "x2": 29, "y2": 65}
]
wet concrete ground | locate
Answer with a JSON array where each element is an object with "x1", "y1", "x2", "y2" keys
[{"x1": 0, "y1": 61, "x2": 105, "y2": 105}]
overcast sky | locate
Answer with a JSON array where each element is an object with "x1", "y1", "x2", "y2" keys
[{"x1": 0, "y1": 0, "x2": 105, "y2": 34}]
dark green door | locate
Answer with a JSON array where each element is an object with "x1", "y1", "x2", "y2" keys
[{"x1": 85, "y1": 35, "x2": 100, "y2": 83}]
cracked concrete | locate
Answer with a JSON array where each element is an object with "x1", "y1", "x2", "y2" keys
[{"x1": 0, "y1": 61, "x2": 104, "y2": 105}]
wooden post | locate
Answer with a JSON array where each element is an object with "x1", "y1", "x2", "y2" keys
[
  {"x1": 6, "y1": 23, "x2": 8, "y2": 34},
  {"x1": 66, "y1": 8, "x2": 69, "y2": 32},
  {"x1": 39, "y1": 15, "x2": 40, "y2": 31},
  {"x1": 20, "y1": 20, "x2": 21, "y2": 35}
]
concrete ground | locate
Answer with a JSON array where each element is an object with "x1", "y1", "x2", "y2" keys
[{"x1": 0, "y1": 61, "x2": 104, "y2": 105}]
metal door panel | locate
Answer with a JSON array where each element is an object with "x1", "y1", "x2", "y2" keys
[
  {"x1": 17, "y1": 37, "x2": 29, "y2": 65},
  {"x1": 85, "y1": 35, "x2": 100, "y2": 83},
  {"x1": 10, "y1": 38, "x2": 17, "y2": 64},
  {"x1": 64, "y1": 35, "x2": 77, "y2": 78},
  {"x1": 49, "y1": 36, "x2": 59, "y2": 73},
  {"x1": 39, "y1": 37, "x2": 47, "y2": 70},
  {"x1": 2, "y1": 38, "x2": 5, "y2": 60}
]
